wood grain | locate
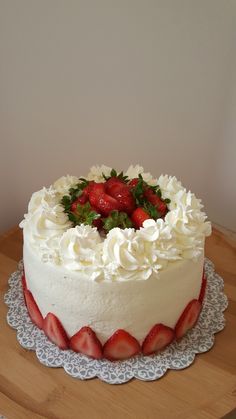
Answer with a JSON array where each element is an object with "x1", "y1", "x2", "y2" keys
[{"x1": 0, "y1": 227, "x2": 235, "y2": 419}]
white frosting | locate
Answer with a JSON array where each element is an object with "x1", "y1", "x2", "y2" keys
[
  {"x1": 87, "y1": 165, "x2": 112, "y2": 182},
  {"x1": 53, "y1": 175, "x2": 80, "y2": 195},
  {"x1": 125, "y1": 164, "x2": 158, "y2": 185},
  {"x1": 59, "y1": 225, "x2": 102, "y2": 280},
  {"x1": 23, "y1": 238, "x2": 204, "y2": 344},
  {"x1": 27, "y1": 187, "x2": 60, "y2": 214},
  {"x1": 102, "y1": 227, "x2": 160, "y2": 280},
  {"x1": 20, "y1": 167, "x2": 211, "y2": 282}
]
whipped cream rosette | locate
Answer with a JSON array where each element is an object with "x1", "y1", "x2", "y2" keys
[
  {"x1": 53, "y1": 175, "x2": 80, "y2": 195},
  {"x1": 20, "y1": 165, "x2": 211, "y2": 280}
]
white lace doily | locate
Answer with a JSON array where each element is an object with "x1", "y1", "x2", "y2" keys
[{"x1": 4, "y1": 258, "x2": 228, "y2": 385}]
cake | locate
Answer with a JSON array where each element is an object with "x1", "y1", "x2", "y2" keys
[{"x1": 20, "y1": 165, "x2": 211, "y2": 361}]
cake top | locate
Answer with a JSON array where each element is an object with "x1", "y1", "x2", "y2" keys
[{"x1": 20, "y1": 165, "x2": 211, "y2": 281}]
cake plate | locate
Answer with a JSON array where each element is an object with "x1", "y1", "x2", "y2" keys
[{"x1": 4, "y1": 258, "x2": 228, "y2": 385}]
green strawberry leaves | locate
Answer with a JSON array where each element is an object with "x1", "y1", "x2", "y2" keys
[
  {"x1": 68, "y1": 202, "x2": 100, "y2": 227},
  {"x1": 61, "y1": 178, "x2": 88, "y2": 214},
  {"x1": 60, "y1": 169, "x2": 170, "y2": 232},
  {"x1": 103, "y1": 210, "x2": 133, "y2": 232},
  {"x1": 102, "y1": 169, "x2": 129, "y2": 183}
]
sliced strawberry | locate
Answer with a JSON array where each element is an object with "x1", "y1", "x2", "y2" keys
[
  {"x1": 103, "y1": 329, "x2": 141, "y2": 361},
  {"x1": 142, "y1": 324, "x2": 175, "y2": 356},
  {"x1": 80, "y1": 182, "x2": 95, "y2": 201},
  {"x1": 131, "y1": 207, "x2": 150, "y2": 229},
  {"x1": 77, "y1": 193, "x2": 89, "y2": 205},
  {"x1": 24, "y1": 289, "x2": 43, "y2": 329},
  {"x1": 110, "y1": 185, "x2": 136, "y2": 215},
  {"x1": 157, "y1": 200, "x2": 168, "y2": 216},
  {"x1": 70, "y1": 326, "x2": 102, "y2": 359},
  {"x1": 105, "y1": 177, "x2": 125, "y2": 195},
  {"x1": 70, "y1": 182, "x2": 95, "y2": 210},
  {"x1": 21, "y1": 272, "x2": 27, "y2": 291},
  {"x1": 175, "y1": 299, "x2": 202, "y2": 339},
  {"x1": 71, "y1": 198, "x2": 80, "y2": 212},
  {"x1": 199, "y1": 271, "x2": 207, "y2": 303},
  {"x1": 96, "y1": 194, "x2": 120, "y2": 216},
  {"x1": 128, "y1": 178, "x2": 139, "y2": 189},
  {"x1": 89, "y1": 183, "x2": 106, "y2": 207},
  {"x1": 89, "y1": 183, "x2": 120, "y2": 216},
  {"x1": 43, "y1": 313, "x2": 69, "y2": 350},
  {"x1": 144, "y1": 188, "x2": 167, "y2": 216}
]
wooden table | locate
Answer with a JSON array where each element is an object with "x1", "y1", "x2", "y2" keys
[{"x1": 0, "y1": 227, "x2": 235, "y2": 419}]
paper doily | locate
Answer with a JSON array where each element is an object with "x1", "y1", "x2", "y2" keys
[{"x1": 4, "y1": 258, "x2": 228, "y2": 384}]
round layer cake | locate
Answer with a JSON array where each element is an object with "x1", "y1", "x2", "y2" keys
[{"x1": 20, "y1": 165, "x2": 211, "y2": 360}]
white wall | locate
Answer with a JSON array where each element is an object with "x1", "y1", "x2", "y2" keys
[
  {"x1": 0, "y1": 0, "x2": 236, "y2": 233},
  {"x1": 207, "y1": 46, "x2": 236, "y2": 231}
]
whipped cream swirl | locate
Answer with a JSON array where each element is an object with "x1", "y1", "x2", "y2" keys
[
  {"x1": 87, "y1": 165, "x2": 112, "y2": 182},
  {"x1": 53, "y1": 175, "x2": 80, "y2": 195},
  {"x1": 103, "y1": 227, "x2": 161, "y2": 280},
  {"x1": 59, "y1": 225, "x2": 102, "y2": 279},
  {"x1": 20, "y1": 166, "x2": 211, "y2": 281},
  {"x1": 125, "y1": 165, "x2": 157, "y2": 185}
]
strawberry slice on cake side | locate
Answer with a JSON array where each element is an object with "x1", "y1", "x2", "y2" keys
[
  {"x1": 43, "y1": 313, "x2": 69, "y2": 350},
  {"x1": 142, "y1": 324, "x2": 175, "y2": 356},
  {"x1": 175, "y1": 299, "x2": 202, "y2": 339},
  {"x1": 70, "y1": 326, "x2": 103, "y2": 359},
  {"x1": 24, "y1": 289, "x2": 44, "y2": 329},
  {"x1": 103, "y1": 329, "x2": 141, "y2": 361}
]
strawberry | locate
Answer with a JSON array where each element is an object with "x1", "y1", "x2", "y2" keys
[
  {"x1": 175, "y1": 299, "x2": 202, "y2": 339},
  {"x1": 105, "y1": 177, "x2": 125, "y2": 195},
  {"x1": 80, "y1": 182, "x2": 95, "y2": 202},
  {"x1": 88, "y1": 183, "x2": 105, "y2": 207},
  {"x1": 109, "y1": 184, "x2": 136, "y2": 215},
  {"x1": 144, "y1": 188, "x2": 167, "y2": 216},
  {"x1": 24, "y1": 289, "x2": 43, "y2": 329},
  {"x1": 103, "y1": 329, "x2": 141, "y2": 361},
  {"x1": 43, "y1": 312, "x2": 69, "y2": 350},
  {"x1": 142, "y1": 324, "x2": 175, "y2": 356},
  {"x1": 21, "y1": 272, "x2": 27, "y2": 291},
  {"x1": 77, "y1": 193, "x2": 89, "y2": 205},
  {"x1": 70, "y1": 183, "x2": 95, "y2": 210},
  {"x1": 71, "y1": 198, "x2": 81, "y2": 212},
  {"x1": 128, "y1": 178, "x2": 139, "y2": 189},
  {"x1": 70, "y1": 326, "x2": 103, "y2": 359},
  {"x1": 89, "y1": 183, "x2": 120, "y2": 216},
  {"x1": 199, "y1": 271, "x2": 207, "y2": 303},
  {"x1": 95, "y1": 194, "x2": 120, "y2": 216},
  {"x1": 131, "y1": 207, "x2": 150, "y2": 229}
]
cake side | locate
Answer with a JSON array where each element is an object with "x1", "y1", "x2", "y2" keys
[{"x1": 23, "y1": 238, "x2": 204, "y2": 345}]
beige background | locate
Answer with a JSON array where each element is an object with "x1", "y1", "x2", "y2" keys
[{"x1": 0, "y1": 0, "x2": 236, "y2": 234}]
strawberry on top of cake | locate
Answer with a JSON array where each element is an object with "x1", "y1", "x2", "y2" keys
[{"x1": 60, "y1": 167, "x2": 170, "y2": 233}]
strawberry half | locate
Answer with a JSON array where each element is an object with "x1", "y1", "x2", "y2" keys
[
  {"x1": 43, "y1": 313, "x2": 69, "y2": 350},
  {"x1": 131, "y1": 207, "x2": 150, "y2": 229},
  {"x1": 128, "y1": 178, "x2": 139, "y2": 189},
  {"x1": 144, "y1": 188, "x2": 167, "y2": 216},
  {"x1": 109, "y1": 184, "x2": 135, "y2": 215},
  {"x1": 199, "y1": 271, "x2": 207, "y2": 303},
  {"x1": 89, "y1": 183, "x2": 120, "y2": 216},
  {"x1": 70, "y1": 326, "x2": 102, "y2": 359},
  {"x1": 21, "y1": 272, "x2": 27, "y2": 291},
  {"x1": 103, "y1": 329, "x2": 141, "y2": 361},
  {"x1": 142, "y1": 324, "x2": 175, "y2": 356},
  {"x1": 175, "y1": 299, "x2": 202, "y2": 339},
  {"x1": 24, "y1": 289, "x2": 43, "y2": 329},
  {"x1": 105, "y1": 177, "x2": 125, "y2": 195}
]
